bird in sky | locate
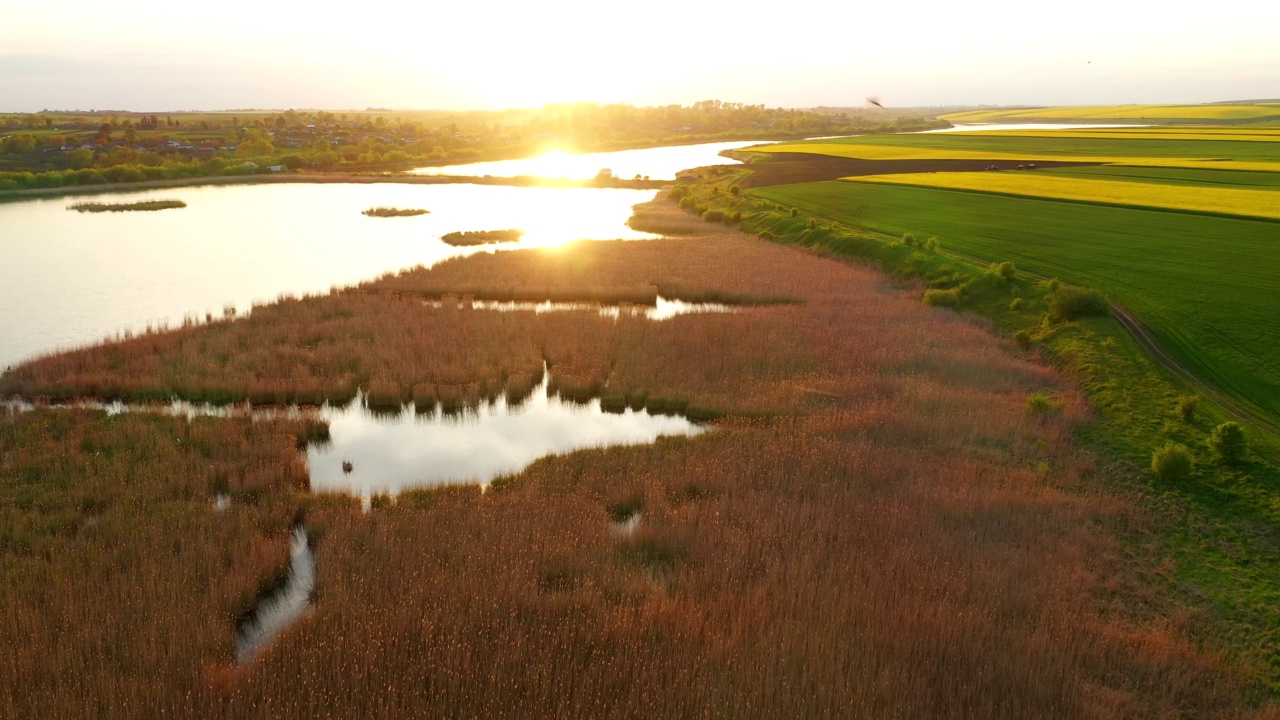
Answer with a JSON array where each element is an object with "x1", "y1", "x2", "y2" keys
[{"x1": 867, "y1": 97, "x2": 885, "y2": 109}]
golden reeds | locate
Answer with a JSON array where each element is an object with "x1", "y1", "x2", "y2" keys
[{"x1": 0, "y1": 196, "x2": 1268, "y2": 717}]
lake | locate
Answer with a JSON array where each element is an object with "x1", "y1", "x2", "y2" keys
[{"x1": 0, "y1": 182, "x2": 659, "y2": 369}]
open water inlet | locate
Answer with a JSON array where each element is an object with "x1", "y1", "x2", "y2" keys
[{"x1": 234, "y1": 525, "x2": 315, "y2": 664}]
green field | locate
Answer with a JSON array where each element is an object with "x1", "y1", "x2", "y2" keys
[
  {"x1": 1039, "y1": 165, "x2": 1280, "y2": 188},
  {"x1": 940, "y1": 104, "x2": 1280, "y2": 122},
  {"x1": 752, "y1": 180, "x2": 1280, "y2": 424},
  {"x1": 845, "y1": 171, "x2": 1280, "y2": 220}
]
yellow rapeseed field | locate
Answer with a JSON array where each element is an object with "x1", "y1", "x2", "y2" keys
[
  {"x1": 752, "y1": 142, "x2": 1280, "y2": 174},
  {"x1": 843, "y1": 172, "x2": 1280, "y2": 220}
]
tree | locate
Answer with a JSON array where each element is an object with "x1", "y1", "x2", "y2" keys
[
  {"x1": 3, "y1": 134, "x2": 36, "y2": 153},
  {"x1": 67, "y1": 148, "x2": 94, "y2": 169}
]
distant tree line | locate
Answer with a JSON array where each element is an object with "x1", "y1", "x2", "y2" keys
[{"x1": 0, "y1": 101, "x2": 948, "y2": 191}]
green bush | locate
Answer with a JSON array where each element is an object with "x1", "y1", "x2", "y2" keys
[
  {"x1": 922, "y1": 288, "x2": 961, "y2": 308},
  {"x1": 789, "y1": 207, "x2": 799, "y2": 218},
  {"x1": 1009, "y1": 297, "x2": 1024, "y2": 311},
  {"x1": 702, "y1": 209, "x2": 725, "y2": 223},
  {"x1": 923, "y1": 236, "x2": 940, "y2": 251},
  {"x1": 1209, "y1": 422, "x2": 1247, "y2": 464},
  {"x1": 1048, "y1": 285, "x2": 1109, "y2": 321},
  {"x1": 668, "y1": 185, "x2": 690, "y2": 201},
  {"x1": 1176, "y1": 395, "x2": 1200, "y2": 422},
  {"x1": 1151, "y1": 442, "x2": 1194, "y2": 481},
  {"x1": 901, "y1": 232, "x2": 917, "y2": 247},
  {"x1": 678, "y1": 196, "x2": 697, "y2": 211},
  {"x1": 1014, "y1": 330, "x2": 1032, "y2": 348},
  {"x1": 992, "y1": 261, "x2": 1017, "y2": 281}
]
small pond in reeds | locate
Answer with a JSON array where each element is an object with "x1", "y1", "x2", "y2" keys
[
  {"x1": 0, "y1": 182, "x2": 660, "y2": 369},
  {"x1": 3, "y1": 369, "x2": 706, "y2": 510},
  {"x1": 426, "y1": 295, "x2": 734, "y2": 320},
  {"x1": 311, "y1": 372, "x2": 704, "y2": 508}
]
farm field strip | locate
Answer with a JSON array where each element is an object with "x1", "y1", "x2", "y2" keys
[
  {"x1": 751, "y1": 181, "x2": 1280, "y2": 424},
  {"x1": 760, "y1": 131, "x2": 1280, "y2": 160},
  {"x1": 941, "y1": 104, "x2": 1280, "y2": 122},
  {"x1": 750, "y1": 142, "x2": 1280, "y2": 174},
  {"x1": 957, "y1": 130, "x2": 1280, "y2": 143},
  {"x1": 843, "y1": 171, "x2": 1280, "y2": 220},
  {"x1": 1038, "y1": 165, "x2": 1280, "y2": 188}
]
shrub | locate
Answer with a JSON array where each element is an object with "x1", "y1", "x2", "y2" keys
[
  {"x1": 679, "y1": 196, "x2": 697, "y2": 211},
  {"x1": 1151, "y1": 443, "x2": 1194, "y2": 481},
  {"x1": 1014, "y1": 330, "x2": 1032, "y2": 348},
  {"x1": 730, "y1": 211, "x2": 742, "y2": 225},
  {"x1": 789, "y1": 207, "x2": 799, "y2": 218},
  {"x1": 668, "y1": 186, "x2": 689, "y2": 201},
  {"x1": 1009, "y1": 297, "x2": 1024, "y2": 311},
  {"x1": 702, "y1": 209, "x2": 725, "y2": 223},
  {"x1": 922, "y1": 288, "x2": 961, "y2": 308},
  {"x1": 1208, "y1": 422, "x2": 1247, "y2": 464},
  {"x1": 1048, "y1": 285, "x2": 1109, "y2": 321},
  {"x1": 923, "y1": 236, "x2": 940, "y2": 251},
  {"x1": 1176, "y1": 395, "x2": 1200, "y2": 422},
  {"x1": 992, "y1": 261, "x2": 1017, "y2": 281},
  {"x1": 729, "y1": 185, "x2": 741, "y2": 196},
  {"x1": 901, "y1": 232, "x2": 917, "y2": 247}
]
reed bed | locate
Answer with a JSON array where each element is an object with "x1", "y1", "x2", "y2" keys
[
  {"x1": 361, "y1": 207, "x2": 429, "y2": 217},
  {"x1": 440, "y1": 229, "x2": 524, "y2": 246},
  {"x1": 0, "y1": 197, "x2": 1271, "y2": 717},
  {"x1": 68, "y1": 199, "x2": 187, "y2": 213}
]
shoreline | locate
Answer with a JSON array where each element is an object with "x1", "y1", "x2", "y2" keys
[{"x1": 0, "y1": 172, "x2": 670, "y2": 202}]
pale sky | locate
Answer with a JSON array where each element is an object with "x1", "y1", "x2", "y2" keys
[{"x1": 2, "y1": 0, "x2": 1278, "y2": 112}]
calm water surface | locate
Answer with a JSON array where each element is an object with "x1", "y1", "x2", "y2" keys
[
  {"x1": 309, "y1": 373, "x2": 704, "y2": 507},
  {"x1": 408, "y1": 140, "x2": 767, "y2": 180},
  {"x1": 0, "y1": 183, "x2": 658, "y2": 369}
]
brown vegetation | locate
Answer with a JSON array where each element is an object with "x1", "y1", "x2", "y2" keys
[{"x1": 0, "y1": 197, "x2": 1271, "y2": 717}]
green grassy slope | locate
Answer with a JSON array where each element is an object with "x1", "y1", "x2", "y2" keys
[{"x1": 753, "y1": 181, "x2": 1280, "y2": 425}]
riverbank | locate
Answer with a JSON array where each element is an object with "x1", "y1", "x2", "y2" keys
[{"x1": 0, "y1": 171, "x2": 669, "y2": 202}]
